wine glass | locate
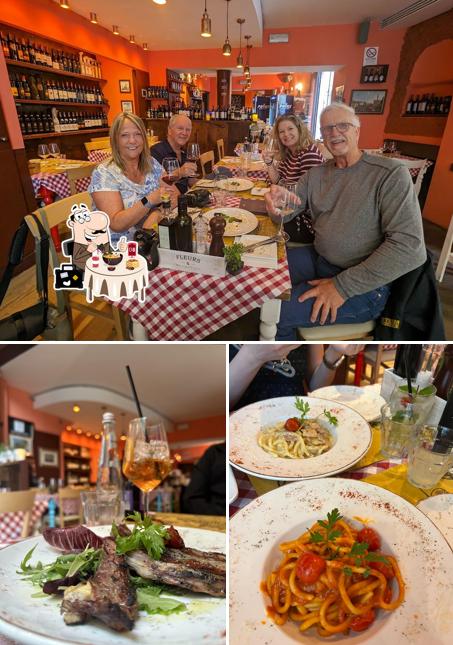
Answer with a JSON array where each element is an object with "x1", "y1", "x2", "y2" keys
[
  {"x1": 161, "y1": 157, "x2": 180, "y2": 186},
  {"x1": 273, "y1": 183, "x2": 299, "y2": 244},
  {"x1": 263, "y1": 137, "x2": 278, "y2": 164},
  {"x1": 48, "y1": 143, "x2": 60, "y2": 159},
  {"x1": 37, "y1": 144, "x2": 50, "y2": 160},
  {"x1": 186, "y1": 142, "x2": 200, "y2": 177},
  {"x1": 122, "y1": 418, "x2": 172, "y2": 517}
]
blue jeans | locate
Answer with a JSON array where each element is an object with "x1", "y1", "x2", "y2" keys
[{"x1": 276, "y1": 246, "x2": 390, "y2": 341}]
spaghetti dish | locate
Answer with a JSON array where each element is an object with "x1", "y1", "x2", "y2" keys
[
  {"x1": 257, "y1": 398, "x2": 335, "y2": 459},
  {"x1": 261, "y1": 509, "x2": 405, "y2": 637}
]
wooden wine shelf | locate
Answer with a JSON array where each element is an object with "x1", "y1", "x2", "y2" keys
[
  {"x1": 15, "y1": 99, "x2": 108, "y2": 108},
  {"x1": 5, "y1": 58, "x2": 106, "y2": 82},
  {"x1": 402, "y1": 113, "x2": 448, "y2": 117},
  {"x1": 23, "y1": 127, "x2": 109, "y2": 140}
]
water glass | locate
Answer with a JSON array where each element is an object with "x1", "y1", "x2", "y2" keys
[
  {"x1": 380, "y1": 403, "x2": 419, "y2": 458},
  {"x1": 407, "y1": 426, "x2": 453, "y2": 488},
  {"x1": 81, "y1": 490, "x2": 123, "y2": 526},
  {"x1": 388, "y1": 383, "x2": 437, "y2": 426}
]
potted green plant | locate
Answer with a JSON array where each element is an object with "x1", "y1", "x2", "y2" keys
[{"x1": 223, "y1": 242, "x2": 245, "y2": 276}]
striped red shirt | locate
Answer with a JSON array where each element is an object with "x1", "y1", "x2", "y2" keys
[{"x1": 277, "y1": 144, "x2": 324, "y2": 185}]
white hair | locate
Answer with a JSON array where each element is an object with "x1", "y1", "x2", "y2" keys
[
  {"x1": 321, "y1": 102, "x2": 361, "y2": 127},
  {"x1": 168, "y1": 113, "x2": 192, "y2": 128}
]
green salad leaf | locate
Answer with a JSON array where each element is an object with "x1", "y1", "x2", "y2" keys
[
  {"x1": 137, "y1": 587, "x2": 186, "y2": 616},
  {"x1": 112, "y1": 512, "x2": 169, "y2": 560},
  {"x1": 18, "y1": 545, "x2": 102, "y2": 587}
]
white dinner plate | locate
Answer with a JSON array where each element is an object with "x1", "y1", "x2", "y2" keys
[
  {"x1": 229, "y1": 465, "x2": 239, "y2": 504},
  {"x1": 229, "y1": 396, "x2": 372, "y2": 481},
  {"x1": 0, "y1": 525, "x2": 226, "y2": 645},
  {"x1": 217, "y1": 178, "x2": 254, "y2": 192},
  {"x1": 417, "y1": 494, "x2": 453, "y2": 549},
  {"x1": 309, "y1": 385, "x2": 386, "y2": 422},
  {"x1": 230, "y1": 478, "x2": 453, "y2": 644},
  {"x1": 202, "y1": 207, "x2": 258, "y2": 236}
]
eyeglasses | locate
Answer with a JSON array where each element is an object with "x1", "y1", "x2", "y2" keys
[{"x1": 320, "y1": 122, "x2": 356, "y2": 136}]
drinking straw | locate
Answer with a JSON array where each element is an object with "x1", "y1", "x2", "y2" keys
[
  {"x1": 404, "y1": 351, "x2": 414, "y2": 420},
  {"x1": 126, "y1": 365, "x2": 143, "y2": 418}
]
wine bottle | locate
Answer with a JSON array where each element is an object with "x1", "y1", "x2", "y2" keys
[
  {"x1": 175, "y1": 194, "x2": 193, "y2": 252},
  {"x1": 158, "y1": 194, "x2": 177, "y2": 250},
  {"x1": 393, "y1": 345, "x2": 423, "y2": 379}
]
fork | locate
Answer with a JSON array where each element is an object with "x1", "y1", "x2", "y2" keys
[{"x1": 242, "y1": 236, "x2": 280, "y2": 253}]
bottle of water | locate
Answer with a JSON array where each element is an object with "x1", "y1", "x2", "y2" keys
[
  {"x1": 48, "y1": 497, "x2": 56, "y2": 528},
  {"x1": 194, "y1": 214, "x2": 208, "y2": 254},
  {"x1": 96, "y1": 412, "x2": 123, "y2": 495}
]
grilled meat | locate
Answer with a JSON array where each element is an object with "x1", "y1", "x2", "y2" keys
[
  {"x1": 61, "y1": 537, "x2": 138, "y2": 631},
  {"x1": 126, "y1": 548, "x2": 226, "y2": 597}
]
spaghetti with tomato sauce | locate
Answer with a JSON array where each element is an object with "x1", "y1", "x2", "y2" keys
[{"x1": 261, "y1": 509, "x2": 405, "y2": 637}]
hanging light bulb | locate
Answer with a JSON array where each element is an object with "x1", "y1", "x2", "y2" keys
[
  {"x1": 112, "y1": 25, "x2": 119, "y2": 35},
  {"x1": 129, "y1": 35, "x2": 135, "y2": 44},
  {"x1": 90, "y1": 12, "x2": 97, "y2": 24},
  {"x1": 243, "y1": 35, "x2": 252, "y2": 76},
  {"x1": 236, "y1": 18, "x2": 245, "y2": 68},
  {"x1": 201, "y1": 0, "x2": 212, "y2": 37},
  {"x1": 59, "y1": 0, "x2": 70, "y2": 8},
  {"x1": 222, "y1": 0, "x2": 232, "y2": 56},
  {"x1": 143, "y1": 43, "x2": 148, "y2": 51}
]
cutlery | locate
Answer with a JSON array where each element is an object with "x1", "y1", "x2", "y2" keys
[{"x1": 242, "y1": 236, "x2": 280, "y2": 253}]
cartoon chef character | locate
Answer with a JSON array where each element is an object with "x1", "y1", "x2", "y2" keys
[{"x1": 65, "y1": 203, "x2": 127, "y2": 271}]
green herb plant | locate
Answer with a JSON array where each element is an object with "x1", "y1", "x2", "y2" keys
[{"x1": 223, "y1": 243, "x2": 245, "y2": 272}]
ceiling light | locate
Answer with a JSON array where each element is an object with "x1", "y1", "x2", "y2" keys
[
  {"x1": 59, "y1": 0, "x2": 70, "y2": 8},
  {"x1": 73, "y1": 404, "x2": 80, "y2": 413},
  {"x1": 86, "y1": 432, "x2": 92, "y2": 437},
  {"x1": 120, "y1": 435, "x2": 127, "y2": 441},
  {"x1": 143, "y1": 43, "x2": 148, "y2": 50},
  {"x1": 76, "y1": 428, "x2": 82, "y2": 435},
  {"x1": 153, "y1": 0, "x2": 167, "y2": 4},
  {"x1": 112, "y1": 25, "x2": 119, "y2": 35},
  {"x1": 94, "y1": 433, "x2": 100, "y2": 439},
  {"x1": 129, "y1": 35, "x2": 135, "y2": 44},
  {"x1": 65, "y1": 425, "x2": 72, "y2": 431},
  {"x1": 244, "y1": 35, "x2": 252, "y2": 76},
  {"x1": 222, "y1": 0, "x2": 231, "y2": 56},
  {"x1": 90, "y1": 12, "x2": 97, "y2": 24},
  {"x1": 236, "y1": 18, "x2": 245, "y2": 68},
  {"x1": 201, "y1": 0, "x2": 212, "y2": 37}
]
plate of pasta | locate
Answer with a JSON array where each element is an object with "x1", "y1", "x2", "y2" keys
[
  {"x1": 230, "y1": 477, "x2": 453, "y2": 644},
  {"x1": 229, "y1": 396, "x2": 372, "y2": 480}
]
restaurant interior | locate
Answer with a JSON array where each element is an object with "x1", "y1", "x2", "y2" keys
[{"x1": 0, "y1": 0, "x2": 452, "y2": 341}]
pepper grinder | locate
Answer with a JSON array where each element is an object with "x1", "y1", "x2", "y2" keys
[{"x1": 209, "y1": 214, "x2": 226, "y2": 257}]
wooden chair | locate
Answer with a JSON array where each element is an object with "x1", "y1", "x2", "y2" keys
[
  {"x1": 297, "y1": 321, "x2": 375, "y2": 341},
  {"x1": 58, "y1": 487, "x2": 88, "y2": 528},
  {"x1": 90, "y1": 136, "x2": 110, "y2": 143},
  {"x1": 84, "y1": 139, "x2": 112, "y2": 153},
  {"x1": 147, "y1": 135, "x2": 159, "y2": 147},
  {"x1": 32, "y1": 192, "x2": 128, "y2": 340},
  {"x1": 395, "y1": 158, "x2": 430, "y2": 197},
  {"x1": 66, "y1": 164, "x2": 96, "y2": 196},
  {"x1": 346, "y1": 344, "x2": 397, "y2": 384},
  {"x1": 200, "y1": 150, "x2": 215, "y2": 177},
  {"x1": 363, "y1": 148, "x2": 383, "y2": 155},
  {"x1": 216, "y1": 138, "x2": 225, "y2": 162},
  {"x1": 0, "y1": 489, "x2": 37, "y2": 538},
  {"x1": 435, "y1": 213, "x2": 453, "y2": 282}
]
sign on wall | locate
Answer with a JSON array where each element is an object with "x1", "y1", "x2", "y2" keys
[{"x1": 363, "y1": 47, "x2": 378, "y2": 66}]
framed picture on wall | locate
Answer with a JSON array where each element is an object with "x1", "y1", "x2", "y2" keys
[
  {"x1": 121, "y1": 100, "x2": 134, "y2": 113},
  {"x1": 360, "y1": 65, "x2": 389, "y2": 84},
  {"x1": 141, "y1": 88, "x2": 148, "y2": 98},
  {"x1": 119, "y1": 79, "x2": 131, "y2": 93},
  {"x1": 350, "y1": 89, "x2": 387, "y2": 114},
  {"x1": 334, "y1": 85, "x2": 345, "y2": 102},
  {"x1": 38, "y1": 448, "x2": 59, "y2": 468}
]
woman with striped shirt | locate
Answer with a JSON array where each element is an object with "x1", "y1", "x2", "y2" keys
[{"x1": 263, "y1": 114, "x2": 324, "y2": 242}]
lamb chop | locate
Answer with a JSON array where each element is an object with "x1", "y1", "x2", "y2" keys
[{"x1": 61, "y1": 537, "x2": 138, "y2": 631}]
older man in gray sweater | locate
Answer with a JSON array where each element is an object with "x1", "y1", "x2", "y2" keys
[{"x1": 266, "y1": 102, "x2": 427, "y2": 340}]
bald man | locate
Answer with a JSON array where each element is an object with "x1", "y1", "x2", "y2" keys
[{"x1": 150, "y1": 114, "x2": 198, "y2": 194}]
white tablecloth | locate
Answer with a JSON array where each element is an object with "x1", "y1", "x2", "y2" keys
[{"x1": 83, "y1": 255, "x2": 149, "y2": 302}]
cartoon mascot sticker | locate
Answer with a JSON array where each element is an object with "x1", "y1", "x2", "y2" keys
[{"x1": 54, "y1": 203, "x2": 148, "y2": 303}]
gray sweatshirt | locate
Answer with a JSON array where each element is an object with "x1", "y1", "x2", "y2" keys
[{"x1": 274, "y1": 153, "x2": 427, "y2": 299}]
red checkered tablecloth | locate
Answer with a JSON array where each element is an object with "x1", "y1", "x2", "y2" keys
[
  {"x1": 88, "y1": 149, "x2": 112, "y2": 163},
  {"x1": 31, "y1": 172, "x2": 92, "y2": 200},
  {"x1": 0, "y1": 495, "x2": 79, "y2": 542},
  {"x1": 216, "y1": 163, "x2": 269, "y2": 181}
]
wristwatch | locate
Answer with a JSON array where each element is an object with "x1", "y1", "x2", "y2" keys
[
  {"x1": 141, "y1": 195, "x2": 154, "y2": 210},
  {"x1": 322, "y1": 352, "x2": 345, "y2": 371}
]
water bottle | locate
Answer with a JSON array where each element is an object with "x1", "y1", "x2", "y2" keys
[
  {"x1": 48, "y1": 497, "x2": 56, "y2": 528},
  {"x1": 194, "y1": 214, "x2": 208, "y2": 254}
]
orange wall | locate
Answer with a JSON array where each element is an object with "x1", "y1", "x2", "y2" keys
[
  {"x1": 167, "y1": 415, "x2": 225, "y2": 444},
  {"x1": 98, "y1": 55, "x2": 135, "y2": 125},
  {"x1": 423, "y1": 108, "x2": 453, "y2": 228},
  {"x1": 61, "y1": 430, "x2": 100, "y2": 484}
]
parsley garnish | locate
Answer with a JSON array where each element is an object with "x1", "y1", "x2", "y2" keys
[
  {"x1": 343, "y1": 540, "x2": 390, "y2": 576},
  {"x1": 112, "y1": 512, "x2": 169, "y2": 560},
  {"x1": 323, "y1": 410, "x2": 338, "y2": 426},
  {"x1": 343, "y1": 566, "x2": 353, "y2": 577},
  {"x1": 295, "y1": 397, "x2": 310, "y2": 423},
  {"x1": 309, "y1": 508, "x2": 342, "y2": 544}
]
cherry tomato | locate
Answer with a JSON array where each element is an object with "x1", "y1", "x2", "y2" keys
[
  {"x1": 350, "y1": 608, "x2": 376, "y2": 632},
  {"x1": 284, "y1": 417, "x2": 301, "y2": 432},
  {"x1": 370, "y1": 560, "x2": 394, "y2": 580},
  {"x1": 357, "y1": 527, "x2": 381, "y2": 551},
  {"x1": 296, "y1": 553, "x2": 326, "y2": 584}
]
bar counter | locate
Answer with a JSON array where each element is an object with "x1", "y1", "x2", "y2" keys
[{"x1": 145, "y1": 118, "x2": 251, "y2": 155}]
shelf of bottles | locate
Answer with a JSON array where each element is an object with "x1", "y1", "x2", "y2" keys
[
  {"x1": 63, "y1": 444, "x2": 91, "y2": 486},
  {"x1": 404, "y1": 93, "x2": 451, "y2": 116},
  {"x1": 144, "y1": 85, "x2": 169, "y2": 100},
  {"x1": 1, "y1": 27, "x2": 109, "y2": 140}
]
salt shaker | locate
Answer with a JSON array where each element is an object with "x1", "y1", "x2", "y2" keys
[
  {"x1": 209, "y1": 214, "x2": 226, "y2": 257},
  {"x1": 194, "y1": 214, "x2": 208, "y2": 254}
]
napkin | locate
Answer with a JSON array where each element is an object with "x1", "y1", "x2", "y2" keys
[
  {"x1": 237, "y1": 235, "x2": 278, "y2": 269},
  {"x1": 361, "y1": 464, "x2": 453, "y2": 505},
  {"x1": 239, "y1": 198, "x2": 268, "y2": 214}
]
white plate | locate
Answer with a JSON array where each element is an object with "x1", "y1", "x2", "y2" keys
[
  {"x1": 229, "y1": 466, "x2": 239, "y2": 504},
  {"x1": 0, "y1": 525, "x2": 226, "y2": 645},
  {"x1": 250, "y1": 186, "x2": 270, "y2": 196},
  {"x1": 230, "y1": 478, "x2": 453, "y2": 644},
  {"x1": 217, "y1": 178, "x2": 254, "y2": 192},
  {"x1": 309, "y1": 385, "x2": 386, "y2": 422},
  {"x1": 202, "y1": 207, "x2": 258, "y2": 237},
  {"x1": 417, "y1": 494, "x2": 453, "y2": 549},
  {"x1": 229, "y1": 396, "x2": 371, "y2": 481}
]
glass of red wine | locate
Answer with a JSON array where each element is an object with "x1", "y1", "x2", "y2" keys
[
  {"x1": 162, "y1": 157, "x2": 180, "y2": 185},
  {"x1": 186, "y1": 143, "x2": 200, "y2": 177}
]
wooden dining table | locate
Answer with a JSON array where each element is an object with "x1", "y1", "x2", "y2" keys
[{"x1": 29, "y1": 159, "x2": 96, "y2": 200}]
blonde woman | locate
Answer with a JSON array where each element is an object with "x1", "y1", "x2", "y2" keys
[
  {"x1": 89, "y1": 112, "x2": 178, "y2": 243},
  {"x1": 264, "y1": 114, "x2": 323, "y2": 186}
]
